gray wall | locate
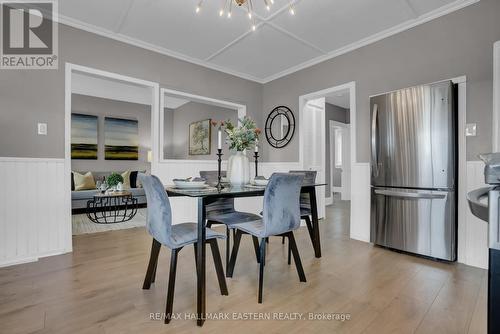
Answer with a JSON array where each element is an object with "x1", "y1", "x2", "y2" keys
[
  {"x1": 0, "y1": 23, "x2": 262, "y2": 159},
  {"x1": 262, "y1": 0, "x2": 500, "y2": 162},
  {"x1": 1, "y1": 0, "x2": 499, "y2": 164},
  {"x1": 163, "y1": 102, "x2": 238, "y2": 160},
  {"x1": 71, "y1": 94, "x2": 151, "y2": 172},
  {"x1": 325, "y1": 103, "x2": 350, "y2": 197}
]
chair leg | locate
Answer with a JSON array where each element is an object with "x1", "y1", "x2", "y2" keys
[
  {"x1": 288, "y1": 232, "x2": 306, "y2": 282},
  {"x1": 165, "y1": 247, "x2": 181, "y2": 324},
  {"x1": 304, "y1": 215, "x2": 314, "y2": 244},
  {"x1": 208, "y1": 239, "x2": 229, "y2": 296},
  {"x1": 227, "y1": 230, "x2": 242, "y2": 278},
  {"x1": 258, "y1": 238, "x2": 267, "y2": 303},
  {"x1": 225, "y1": 227, "x2": 230, "y2": 270},
  {"x1": 287, "y1": 241, "x2": 292, "y2": 265},
  {"x1": 143, "y1": 239, "x2": 161, "y2": 290},
  {"x1": 151, "y1": 260, "x2": 158, "y2": 283},
  {"x1": 252, "y1": 235, "x2": 260, "y2": 263}
]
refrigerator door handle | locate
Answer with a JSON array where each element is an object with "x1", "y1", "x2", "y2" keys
[
  {"x1": 371, "y1": 103, "x2": 379, "y2": 177},
  {"x1": 374, "y1": 189, "x2": 448, "y2": 199}
]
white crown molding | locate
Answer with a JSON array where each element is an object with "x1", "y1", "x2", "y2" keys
[
  {"x1": 260, "y1": 0, "x2": 480, "y2": 83},
  {"x1": 57, "y1": 14, "x2": 267, "y2": 83},
  {"x1": 56, "y1": 0, "x2": 479, "y2": 84}
]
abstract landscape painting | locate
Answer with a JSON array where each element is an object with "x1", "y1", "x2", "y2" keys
[
  {"x1": 104, "y1": 117, "x2": 139, "y2": 160},
  {"x1": 189, "y1": 119, "x2": 211, "y2": 155},
  {"x1": 71, "y1": 113, "x2": 98, "y2": 159}
]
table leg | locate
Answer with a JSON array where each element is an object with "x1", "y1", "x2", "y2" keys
[
  {"x1": 309, "y1": 187, "x2": 322, "y2": 258},
  {"x1": 196, "y1": 197, "x2": 207, "y2": 326}
]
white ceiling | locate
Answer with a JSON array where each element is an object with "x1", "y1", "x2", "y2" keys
[
  {"x1": 326, "y1": 88, "x2": 350, "y2": 109},
  {"x1": 58, "y1": 0, "x2": 479, "y2": 83}
]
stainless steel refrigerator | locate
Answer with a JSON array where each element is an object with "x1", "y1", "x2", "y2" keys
[{"x1": 370, "y1": 81, "x2": 457, "y2": 261}]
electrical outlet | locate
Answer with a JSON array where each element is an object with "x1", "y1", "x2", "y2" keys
[
  {"x1": 37, "y1": 123, "x2": 47, "y2": 135},
  {"x1": 465, "y1": 123, "x2": 477, "y2": 137}
]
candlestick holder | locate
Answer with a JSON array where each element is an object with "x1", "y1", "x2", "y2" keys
[
  {"x1": 254, "y1": 152, "x2": 259, "y2": 177},
  {"x1": 216, "y1": 148, "x2": 224, "y2": 190}
]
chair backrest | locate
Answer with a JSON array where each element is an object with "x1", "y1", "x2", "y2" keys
[
  {"x1": 200, "y1": 170, "x2": 226, "y2": 184},
  {"x1": 199, "y1": 171, "x2": 234, "y2": 216},
  {"x1": 290, "y1": 170, "x2": 317, "y2": 210},
  {"x1": 262, "y1": 173, "x2": 304, "y2": 237},
  {"x1": 139, "y1": 174, "x2": 173, "y2": 247}
]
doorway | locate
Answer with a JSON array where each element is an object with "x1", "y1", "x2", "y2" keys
[
  {"x1": 329, "y1": 121, "x2": 350, "y2": 201},
  {"x1": 299, "y1": 82, "x2": 355, "y2": 226},
  {"x1": 65, "y1": 64, "x2": 159, "y2": 240}
]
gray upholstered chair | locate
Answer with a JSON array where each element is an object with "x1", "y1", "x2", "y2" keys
[
  {"x1": 139, "y1": 174, "x2": 228, "y2": 324},
  {"x1": 227, "y1": 173, "x2": 307, "y2": 303},
  {"x1": 199, "y1": 171, "x2": 262, "y2": 270}
]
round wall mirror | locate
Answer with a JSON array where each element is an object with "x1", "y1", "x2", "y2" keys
[{"x1": 265, "y1": 106, "x2": 295, "y2": 148}]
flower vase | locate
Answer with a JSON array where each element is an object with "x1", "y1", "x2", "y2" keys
[{"x1": 227, "y1": 151, "x2": 250, "y2": 186}]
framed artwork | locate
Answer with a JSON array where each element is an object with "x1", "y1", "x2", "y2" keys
[
  {"x1": 71, "y1": 113, "x2": 98, "y2": 159},
  {"x1": 104, "y1": 117, "x2": 139, "y2": 160},
  {"x1": 189, "y1": 119, "x2": 211, "y2": 155}
]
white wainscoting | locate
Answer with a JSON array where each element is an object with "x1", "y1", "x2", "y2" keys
[
  {"x1": 350, "y1": 163, "x2": 371, "y2": 242},
  {"x1": 0, "y1": 158, "x2": 72, "y2": 267},
  {"x1": 154, "y1": 160, "x2": 302, "y2": 223}
]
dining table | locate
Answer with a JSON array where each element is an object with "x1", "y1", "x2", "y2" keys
[{"x1": 165, "y1": 182, "x2": 326, "y2": 326}]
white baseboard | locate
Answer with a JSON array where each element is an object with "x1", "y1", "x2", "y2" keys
[{"x1": 325, "y1": 196, "x2": 333, "y2": 205}]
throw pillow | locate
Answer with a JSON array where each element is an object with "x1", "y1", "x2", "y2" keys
[
  {"x1": 130, "y1": 170, "x2": 146, "y2": 188},
  {"x1": 121, "y1": 171, "x2": 131, "y2": 189},
  {"x1": 73, "y1": 171, "x2": 96, "y2": 191}
]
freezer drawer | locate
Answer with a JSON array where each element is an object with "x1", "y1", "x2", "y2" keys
[{"x1": 371, "y1": 187, "x2": 456, "y2": 261}]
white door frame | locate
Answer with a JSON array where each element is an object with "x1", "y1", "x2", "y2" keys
[
  {"x1": 299, "y1": 82, "x2": 356, "y2": 219},
  {"x1": 329, "y1": 120, "x2": 350, "y2": 199},
  {"x1": 64, "y1": 63, "x2": 160, "y2": 251},
  {"x1": 493, "y1": 41, "x2": 500, "y2": 151}
]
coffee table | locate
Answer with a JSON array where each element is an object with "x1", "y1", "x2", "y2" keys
[{"x1": 86, "y1": 191, "x2": 138, "y2": 224}]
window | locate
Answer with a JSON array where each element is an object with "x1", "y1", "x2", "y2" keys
[{"x1": 334, "y1": 128, "x2": 342, "y2": 168}]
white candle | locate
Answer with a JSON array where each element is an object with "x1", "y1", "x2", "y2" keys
[
  {"x1": 218, "y1": 128, "x2": 222, "y2": 150},
  {"x1": 255, "y1": 139, "x2": 259, "y2": 153}
]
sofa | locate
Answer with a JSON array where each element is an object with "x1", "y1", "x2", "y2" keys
[{"x1": 71, "y1": 171, "x2": 147, "y2": 211}]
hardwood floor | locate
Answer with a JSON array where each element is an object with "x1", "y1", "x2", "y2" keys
[{"x1": 0, "y1": 200, "x2": 487, "y2": 333}]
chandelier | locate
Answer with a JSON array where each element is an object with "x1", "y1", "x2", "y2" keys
[{"x1": 195, "y1": 0, "x2": 296, "y2": 31}]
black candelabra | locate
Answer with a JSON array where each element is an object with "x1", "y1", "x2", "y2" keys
[
  {"x1": 254, "y1": 152, "x2": 259, "y2": 177},
  {"x1": 216, "y1": 148, "x2": 224, "y2": 190}
]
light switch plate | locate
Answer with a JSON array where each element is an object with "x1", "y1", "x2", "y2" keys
[
  {"x1": 465, "y1": 123, "x2": 477, "y2": 137},
  {"x1": 37, "y1": 123, "x2": 47, "y2": 135}
]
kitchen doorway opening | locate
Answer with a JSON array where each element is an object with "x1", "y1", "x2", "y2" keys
[{"x1": 299, "y1": 82, "x2": 355, "y2": 232}]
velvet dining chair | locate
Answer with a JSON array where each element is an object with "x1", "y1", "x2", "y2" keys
[
  {"x1": 226, "y1": 173, "x2": 307, "y2": 303},
  {"x1": 139, "y1": 174, "x2": 228, "y2": 324},
  {"x1": 199, "y1": 171, "x2": 262, "y2": 271}
]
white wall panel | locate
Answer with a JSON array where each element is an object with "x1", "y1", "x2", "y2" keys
[
  {"x1": 349, "y1": 163, "x2": 371, "y2": 242},
  {"x1": 0, "y1": 158, "x2": 71, "y2": 267}
]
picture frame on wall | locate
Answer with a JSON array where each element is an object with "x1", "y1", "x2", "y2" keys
[
  {"x1": 71, "y1": 113, "x2": 98, "y2": 160},
  {"x1": 104, "y1": 117, "x2": 139, "y2": 160},
  {"x1": 189, "y1": 119, "x2": 211, "y2": 155}
]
